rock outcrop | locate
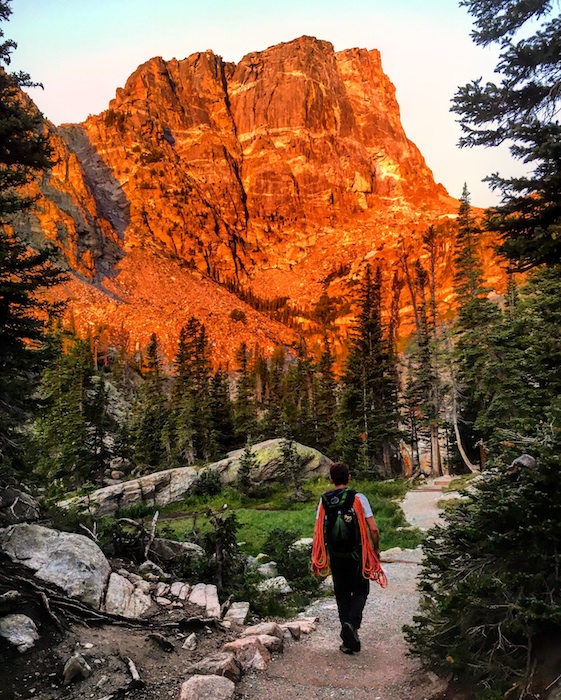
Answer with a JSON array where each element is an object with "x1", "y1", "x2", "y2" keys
[
  {"x1": 60, "y1": 438, "x2": 332, "y2": 516},
  {"x1": 10, "y1": 36, "x2": 500, "y2": 365}
]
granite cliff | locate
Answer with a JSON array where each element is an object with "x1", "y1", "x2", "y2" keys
[{"x1": 14, "y1": 36, "x2": 501, "y2": 362}]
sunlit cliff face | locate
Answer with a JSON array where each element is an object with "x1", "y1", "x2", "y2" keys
[{"x1": 17, "y1": 36, "x2": 503, "y2": 364}]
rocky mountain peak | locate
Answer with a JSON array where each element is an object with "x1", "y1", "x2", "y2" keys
[{"x1": 14, "y1": 36, "x2": 494, "y2": 363}]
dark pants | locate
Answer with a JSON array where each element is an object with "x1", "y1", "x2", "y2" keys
[{"x1": 330, "y1": 554, "x2": 370, "y2": 630}]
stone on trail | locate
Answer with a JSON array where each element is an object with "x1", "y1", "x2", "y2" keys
[
  {"x1": 104, "y1": 572, "x2": 152, "y2": 618},
  {"x1": 63, "y1": 652, "x2": 92, "y2": 684},
  {"x1": 255, "y1": 634, "x2": 283, "y2": 652},
  {"x1": 223, "y1": 601, "x2": 250, "y2": 626},
  {"x1": 182, "y1": 632, "x2": 197, "y2": 651},
  {"x1": 205, "y1": 584, "x2": 221, "y2": 618},
  {"x1": 222, "y1": 637, "x2": 271, "y2": 671},
  {"x1": 187, "y1": 651, "x2": 242, "y2": 683},
  {"x1": 241, "y1": 621, "x2": 284, "y2": 641},
  {"x1": 189, "y1": 582, "x2": 207, "y2": 608},
  {"x1": 179, "y1": 675, "x2": 236, "y2": 700},
  {"x1": 0, "y1": 614, "x2": 39, "y2": 652}
]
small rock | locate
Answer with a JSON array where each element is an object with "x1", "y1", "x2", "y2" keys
[
  {"x1": 222, "y1": 637, "x2": 271, "y2": 671},
  {"x1": 63, "y1": 652, "x2": 92, "y2": 684},
  {"x1": 257, "y1": 576, "x2": 292, "y2": 594},
  {"x1": 182, "y1": 632, "x2": 197, "y2": 651},
  {"x1": 290, "y1": 537, "x2": 313, "y2": 551},
  {"x1": 187, "y1": 651, "x2": 242, "y2": 683},
  {"x1": 223, "y1": 601, "x2": 250, "y2": 626},
  {"x1": 256, "y1": 562, "x2": 278, "y2": 578},
  {"x1": 138, "y1": 560, "x2": 170, "y2": 579},
  {"x1": 179, "y1": 675, "x2": 235, "y2": 700},
  {"x1": 156, "y1": 596, "x2": 172, "y2": 606},
  {"x1": 189, "y1": 582, "x2": 207, "y2": 608},
  {"x1": 205, "y1": 584, "x2": 221, "y2": 618},
  {"x1": 242, "y1": 622, "x2": 283, "y2": 641},
  {"x1": 0, "y1": 614, "x2": 39, "y2": 652}
]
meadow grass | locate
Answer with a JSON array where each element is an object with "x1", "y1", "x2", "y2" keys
[{"x1": 157, "y1": 477, "x2": 423, "y2": 555}]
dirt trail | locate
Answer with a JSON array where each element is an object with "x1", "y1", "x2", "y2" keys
[{"x1": 236, "y1": 477, "x2": 454, "y2": 700}]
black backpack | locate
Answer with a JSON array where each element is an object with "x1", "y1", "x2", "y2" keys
[{"x1": 321, "y1": 488, "x2": 360, "y2": 557}]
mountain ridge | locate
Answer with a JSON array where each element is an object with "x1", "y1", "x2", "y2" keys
[{"x1": 14, "y1": 35, "x2": 502, "y2": 363}]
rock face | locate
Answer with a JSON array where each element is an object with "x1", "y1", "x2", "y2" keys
[
  {"x1": 60, "y1": 439, "x2": 331, "y2": 515},
  {"x1": 11, "y1": 36, "x2": 496, "y2": 365},
  {"x1": 58, "y1": 465, "x2": 198, "y2": 516},
  {"x1": 204, "y1": 438, "x2": 332, "y2": 485},
  {"x1": 0, "y1": 524, "x2": 111, "y2": 608}
]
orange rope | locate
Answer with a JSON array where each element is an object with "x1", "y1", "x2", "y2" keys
[
  {"x1": 354, "y1": 497, "x2": 388, "y2": 588},
  {"x1": 311, "y1": 496, "x2": 388, "y2": 588},
  {"x1": 311, "y1": 504, "x2": 330, "y2": 577}
]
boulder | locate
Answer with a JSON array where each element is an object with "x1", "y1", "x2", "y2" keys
[
  {"x1": 0, "y1": 487, "x2": 40, "y2": 525},
  {"x1": 188, "y1": 583, "x2": 207, "y2": 608},
  {"x1": 0, "y1": 614, "x2": 39, "y2": 652},
  {"x1": 187, "y1": 652, "x2": 242, "y2": 683},
  {"x1": 201, "y1": 439, "x2": 332, "y2": 486},
  {"x1": 179, "y1": 675, "x2": 236, "y2": 700},
  {"x1": 205, "y1": 584, "x2": 221, "y2": 619},
  {"x1": 58, "y1": 466, "x2": 198, "y2": 516},
  {"x1": 0, "y1": 524, "x2": 110, "y2": 608}
]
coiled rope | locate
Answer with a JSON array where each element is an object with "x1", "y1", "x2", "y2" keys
[{"x1": 311, "y1": 497, "x2": 388, "y2": 588}]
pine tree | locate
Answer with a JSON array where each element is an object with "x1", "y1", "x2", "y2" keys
[
  {"x1": 235, "y1": 440, "x2": 258, "y2": 495},
  {"x1": 310, "y1": 336, "x2": 338, "y2": 456},
  {"x1": 208, "y1": 367, "x2": 236, "y2": 459},
  {"x1": 451, "y1": 187, "x2": 501, "y2": 470},
  {"x1": 232, "y1": 342, "x2": 258, "y2": 443},
  {"x1": 0, "y1": 1, "x2": 65, "y2": 474},
  {"x1": 35, "y1": 331, "x2": 96, "y2": 489},
  {"x1": 168, "y1": 318, "x2": 213, "y2": 465},
  {"x1": 131, "y1": 333, "x2": 169, "y2": 469},
  {"x1": 336, "y1": 265, "x2": 400, "y2": 477},
  {"x1": 452, "y1": 0, "x2": 561, "y2": 269}
]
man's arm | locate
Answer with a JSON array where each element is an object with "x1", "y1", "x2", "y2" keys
[{"x1": 365, "y1": 515, "x2": 380, "y2": 555}]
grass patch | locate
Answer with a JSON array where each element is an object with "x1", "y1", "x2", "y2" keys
[
  {"x1": 444, "y1": 473, "x2": 477, "y2": 492},
  {"x1": 158, "y1": 477, "x2": 422, "y2": 556}
]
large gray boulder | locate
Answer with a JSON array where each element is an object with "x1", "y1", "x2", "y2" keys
[
  {"x1": 0, "y1": 524, "x2": 111, "y2": 609},
  {"x1": 202, "y1": 438, "x2": 332, "y2": 485},
  {"x1": 58, "y1": 466, "x2": 198, "y2": 516}
]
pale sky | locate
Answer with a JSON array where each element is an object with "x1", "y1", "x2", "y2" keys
[{"x1": 7, "y1": 0, "x2": 524, "y2": 207}]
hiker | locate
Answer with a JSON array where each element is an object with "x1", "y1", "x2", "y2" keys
[{"x1": 312, "y1": 461, "x2": 387, "y2": 654}]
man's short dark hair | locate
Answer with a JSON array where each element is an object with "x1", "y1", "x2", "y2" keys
[{"x1": 330, "y1": 462, "x2": 350, "y2": 485}]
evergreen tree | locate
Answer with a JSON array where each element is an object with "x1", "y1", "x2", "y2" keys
[
  {"x1": 336, "y1": 265, "x2": 400, "y2": 477},
  {"x1": 452, "y1": 0, "x2": 561, "y2": 269},
  {"x1": 310, "y1": 336, "x2": 338, "y2": 456},
  {"x1": 131, "y1": 333, "x2": 169, "y2": 469},
  {"x1": 280, "y1": 437, "x2": 306, "y2": 502},
  {"x1": 235, "y1": 440, "x2": 258, "y2": 495},
  {"x1": 208, "y1": 367, "x2": 236, "y2": 458},
  {"x1": 0, "y1": 2, "x2": 65, "y2": 474},
  {"x1": 168, "y1": 318, "x2": 213, "y2": 465},
  {"x1": 451, "y1": 187, "x2": 501, "y2": 469},
  {"x1": 405, "y1": 260, "x2": 442, "y2": 476},
  {"x1": 35, "y1": 331, "x2": 96, "y2": 489},
  {"x1": 232, "y1": 342, "x2": 258, "y2": 443}
]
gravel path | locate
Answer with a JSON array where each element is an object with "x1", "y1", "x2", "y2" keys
[{"x1": 236, "y1": 478, "x2": 455, "y2": 700}]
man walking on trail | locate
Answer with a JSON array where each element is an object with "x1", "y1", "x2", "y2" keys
[{"x1": 312, "y1": 462, "x2": 387, "y2": 654}]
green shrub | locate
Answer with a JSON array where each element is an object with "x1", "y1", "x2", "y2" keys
[
  {"x1": 404, "y1": 445, "x2": 561, "y2": 695},
  {"x1": 192, "y1": 470, "x2": 222, "y2": 497}
]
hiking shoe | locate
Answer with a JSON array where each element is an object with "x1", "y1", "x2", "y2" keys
[
  {"x1": 339, "y1": 643, "x2": 354, "y2": 655},
  {"x1": 341, "y1": 622, "x2": 361, "y2": 652}
]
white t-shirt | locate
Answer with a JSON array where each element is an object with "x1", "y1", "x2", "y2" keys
[{"x1": 316, "y1": 491, "x2": 373, "y2": 519}]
